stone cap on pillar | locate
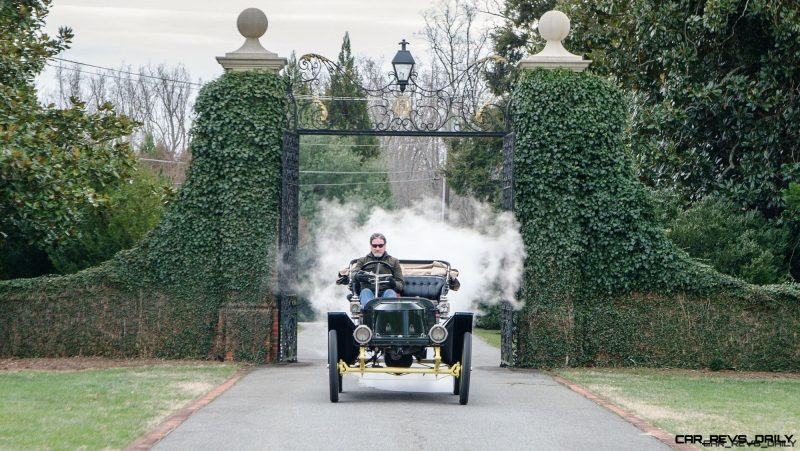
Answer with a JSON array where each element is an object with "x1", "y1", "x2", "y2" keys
[
  {"x1": 517, "y1": 10, "x2": 591, "y2": 72},
  {"x1": 217, "y1": 8, "x2": 287, "y2": 73}
]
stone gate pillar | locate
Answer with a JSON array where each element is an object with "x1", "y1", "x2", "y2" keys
[
  {"x1": 216, "y1": 8, "x2": 292, "y2": 363},
  {"x1": 512, "y1": 10, "x2": 590, "y2": 366}
]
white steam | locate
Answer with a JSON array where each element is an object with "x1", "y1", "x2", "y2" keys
[{"x1": 298, "y1": 197, "x2": 525, "y2": 317}]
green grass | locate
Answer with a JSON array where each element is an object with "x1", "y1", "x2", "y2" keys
[
  {"x1": 556, "y1": 368, "x2": 800, "y2": 438},
  {"x1": 473, "y1": 327, "x2": 501, "y2": 348},
  {"x1": 0, "y1": 363, "x2": 240, "y2": 449}
]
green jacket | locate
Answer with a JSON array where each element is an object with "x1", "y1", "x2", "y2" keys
[{"x1": 354, "y1": 253, "x2": 405, "y2": 294}]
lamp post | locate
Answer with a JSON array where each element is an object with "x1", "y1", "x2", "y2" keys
[{"x1": 391, "y1": 39, "x2": 415, "y2": 92}]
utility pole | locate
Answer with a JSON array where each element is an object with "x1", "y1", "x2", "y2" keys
[
  {"x1": 441, "y1": 175, "x2": 446, "y2": 222},
  {"x1": 438, "y1": 136, "x2": 448, "y2": 222}
]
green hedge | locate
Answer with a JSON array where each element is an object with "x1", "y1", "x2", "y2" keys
[
  {"x1": 0, "y1": 266, "x2": 211, "y2": 358},
  {"x1": 0, "y1": 71, "x2": 286, "y2": 361},
  {"x1": 512, "y1": 69, "x2": 800, "y2": 370}
]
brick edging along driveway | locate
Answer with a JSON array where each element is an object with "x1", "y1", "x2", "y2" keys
[{"x1": 126, "y1": 367, "x2": 251, "y2": 450}]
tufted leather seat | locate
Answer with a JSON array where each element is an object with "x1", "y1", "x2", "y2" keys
[{"x1": 402, "y1": 276, "x2": 446, "y2": 300}]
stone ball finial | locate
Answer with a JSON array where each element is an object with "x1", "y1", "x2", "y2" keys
[
  {"x1": 217, "y1": 7, "x2": 286, "y2": 73},
  {"x1": 516, "y1": 10, "x2": 590, "y2": 72},
  {"x1": 538, "y1": 10, "x2": 570, "y2": 42},
  {"x1": 237, "y1": 8, "x2": 268, "y2": 39}
]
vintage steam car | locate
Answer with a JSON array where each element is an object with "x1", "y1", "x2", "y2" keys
[{"x1": 328, "y1": 259, "x2": 473, "y2": 404}]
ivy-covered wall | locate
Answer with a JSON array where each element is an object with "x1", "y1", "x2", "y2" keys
[
  {"x1": 512, "y1": 69, "x2": 800, "y2": 370},
  {"x1": 0, "y1": 71, "x2": 287, "y2": 361}
]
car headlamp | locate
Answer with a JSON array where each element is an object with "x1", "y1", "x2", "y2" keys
[
  {"x1": 353, "y1": 325, "x2": 373, "y2": 344},
  {"x1": 428, "y1": 324, "x2": 448, "y2": 344},
  {"x1": 349, "y1": 301, "x2": 361, "y2": 315}
]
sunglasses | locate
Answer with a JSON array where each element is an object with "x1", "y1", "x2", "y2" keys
[{"x1": 371, "y1": 243, "x2": 385, "y2": 248}]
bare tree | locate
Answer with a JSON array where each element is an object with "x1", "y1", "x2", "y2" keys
[
  {"x1": 148, "y1": 63, "x2": 193, "y2": 157},
  {"x1": 54, "y1": 63, "x2": 84, "y2": 107},
  {"x1": 51, "y1": 61, "x2": 197, "y2": 159},
  {"x1": 419, "y1": 0, "x2": 494, "y2": 111},
  {"x1": 86, "y1": 71, "x2": 107, "y2": 108},
  {"x1": 49, "y1": 60, "x2": 197, "y2": 188}
]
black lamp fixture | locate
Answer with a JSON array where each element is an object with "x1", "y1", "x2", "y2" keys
[{"x1": 391, "y1": 39, "x2": 415, "y2": 92}]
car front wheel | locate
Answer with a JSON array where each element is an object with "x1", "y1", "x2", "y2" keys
[
  {"x1": 328, "y1": 330, "x2": 340, "y2": 402},
  {"x1": 458, "y1": 332, "x2": 472, "y2": 405}
]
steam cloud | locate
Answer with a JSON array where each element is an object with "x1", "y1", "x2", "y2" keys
[{"x1": 298, "y1": 197, "x2": 525, "y2": 317}]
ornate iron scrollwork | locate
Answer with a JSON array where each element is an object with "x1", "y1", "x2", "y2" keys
[{"x1": 288, "y1": 53, "x2": 510, "y2": 136}]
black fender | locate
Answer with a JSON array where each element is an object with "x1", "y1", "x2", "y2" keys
[
  {"x1": 441, "y1": 312, "x2": 474, "y2": 365},
  {"x1": 327, "y1": 312, "x2": 359, "y2": 365}
]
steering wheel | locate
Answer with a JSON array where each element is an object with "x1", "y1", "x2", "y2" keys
[{"x1": 354, "y1": 261, "x2": 395, "y2": 293}]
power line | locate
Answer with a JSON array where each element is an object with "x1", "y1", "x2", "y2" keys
[
  {"x1": 301, "y1": 143, "x2": 382, "y2": 147},
  {"x1": 134, "y1": 160, "x2": 435, "y2": 175},
  {"x1": 45, "y1": 61, "x2": 110, "y2": 79},
  {"x1": 293, "y1": 93, "x2": 476, "y2": 101},
  {"x1": 48, "y1": 57, "x2": 203, "y2": 87},
  {"x1": 136, "y1": 160, "x2": 437, "y2": 176},
  {"x1": 301, "y1": 169, "x2": 436, "y2": 174},
  {"x1": 45, "y1": 62, "x2": 197, "y2": 92},
  {"x1": 294, "y1": 95, "x2": 372, "y2": 102},
  {"x1": 297, "y1": 177, "x2": 439, "y2": 187},
  {"x1": 138, "y1": 157, "x2": 187, "y2": 164}
]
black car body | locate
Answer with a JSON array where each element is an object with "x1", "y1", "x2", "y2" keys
[{"x1": 328, "y1": 259, "x2": 474, "y2": 404}]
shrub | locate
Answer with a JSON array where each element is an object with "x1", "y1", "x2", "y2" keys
[
  {"x1": 0, "y1": 239, "x2": 54, "y2": 280},
  {"x1": 667, "y1": 196, "x2": 790, "y2": 285},
  {"x1": 475, "y1": 301, "x2": 501, "y2": 329},
  {"x1": 47, "y1": 170, "x2": 174, "y2": 274}
]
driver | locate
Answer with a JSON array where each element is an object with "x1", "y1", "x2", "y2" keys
[{"x1": 354, "y1": 232, "x2": 404, "y2": 306}]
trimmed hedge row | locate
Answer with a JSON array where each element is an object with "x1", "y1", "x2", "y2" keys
[
  {"x1": 0, "y1": 266, "x2": 215, "y2": 358},
  {"x1": 512, "y1": 69, "x2": 800, "y2": 370},
  {"x1": 518, "y1": 286, "x2": 800, "y2": 371},
  {"x1": 0, "y1": 71, "x2": 286, "y2": 361}
]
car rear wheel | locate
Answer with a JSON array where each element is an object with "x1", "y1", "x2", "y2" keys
[
  {"x1": 458, "y1": 332, "x2": 472, "y2": 405},
  {"x1": 328, "y1": 330, "x2": 340, "y2": 403}
]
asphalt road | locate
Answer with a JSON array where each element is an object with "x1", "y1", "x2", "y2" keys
[{"x1": 153, "y1": 322, "x2": 669, "y2": 450}]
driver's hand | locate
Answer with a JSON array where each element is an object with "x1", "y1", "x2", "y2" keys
[
  {"x1": 356, "y1": 271, "x2": 371, "y2": 283},
  {"x1": 383, "y1": 275, "x2": 396, "y2": 288}
]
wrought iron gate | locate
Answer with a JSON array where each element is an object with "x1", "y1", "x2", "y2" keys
[
  {"x1": 500, "y1": 131, "x2": 516, "y2": 367},
  {"x1": 278, "y1": 131, "x2": 300, "y2": 362},
  {"x1": 277, "y1": 52, "x2": 518, "y2": 365}
]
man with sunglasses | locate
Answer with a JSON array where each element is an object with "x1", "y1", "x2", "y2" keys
[{"x1": 353, "y1": 232, "x2": 404, "y2": 306}]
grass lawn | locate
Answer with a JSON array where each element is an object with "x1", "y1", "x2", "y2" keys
[
  {"x1": 472, "y1": 327, "x2": 501, "y2": 348},
  {"x1": 556, "y1": 368, "x2": 800, "y2": 439},
  {"x1": 0, "y1": 362, "x2": 240, "y2": 449}
]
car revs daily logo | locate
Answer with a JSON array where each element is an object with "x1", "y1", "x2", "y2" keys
[{"x1": 675, "y1": 435, "x2": 796, "y2": 448}]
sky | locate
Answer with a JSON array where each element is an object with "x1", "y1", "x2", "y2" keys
[{"x1": 38, "y1": 0, "x2": 481, "y2": 87}]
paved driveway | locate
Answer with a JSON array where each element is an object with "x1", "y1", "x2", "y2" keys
[{"x1": 154, "y1": 322, "x2": 669, "y2": 450}]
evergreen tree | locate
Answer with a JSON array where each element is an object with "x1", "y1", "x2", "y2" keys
[
  {"x1": 284, "y1": 51, "x2": 310, "y2": 96},
  {"x1": 326, "y1": 32, "x2": 378, "y2": 160},
  {"x1": 444, "y1": 137, "x2": 503, "y2": 208}
]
